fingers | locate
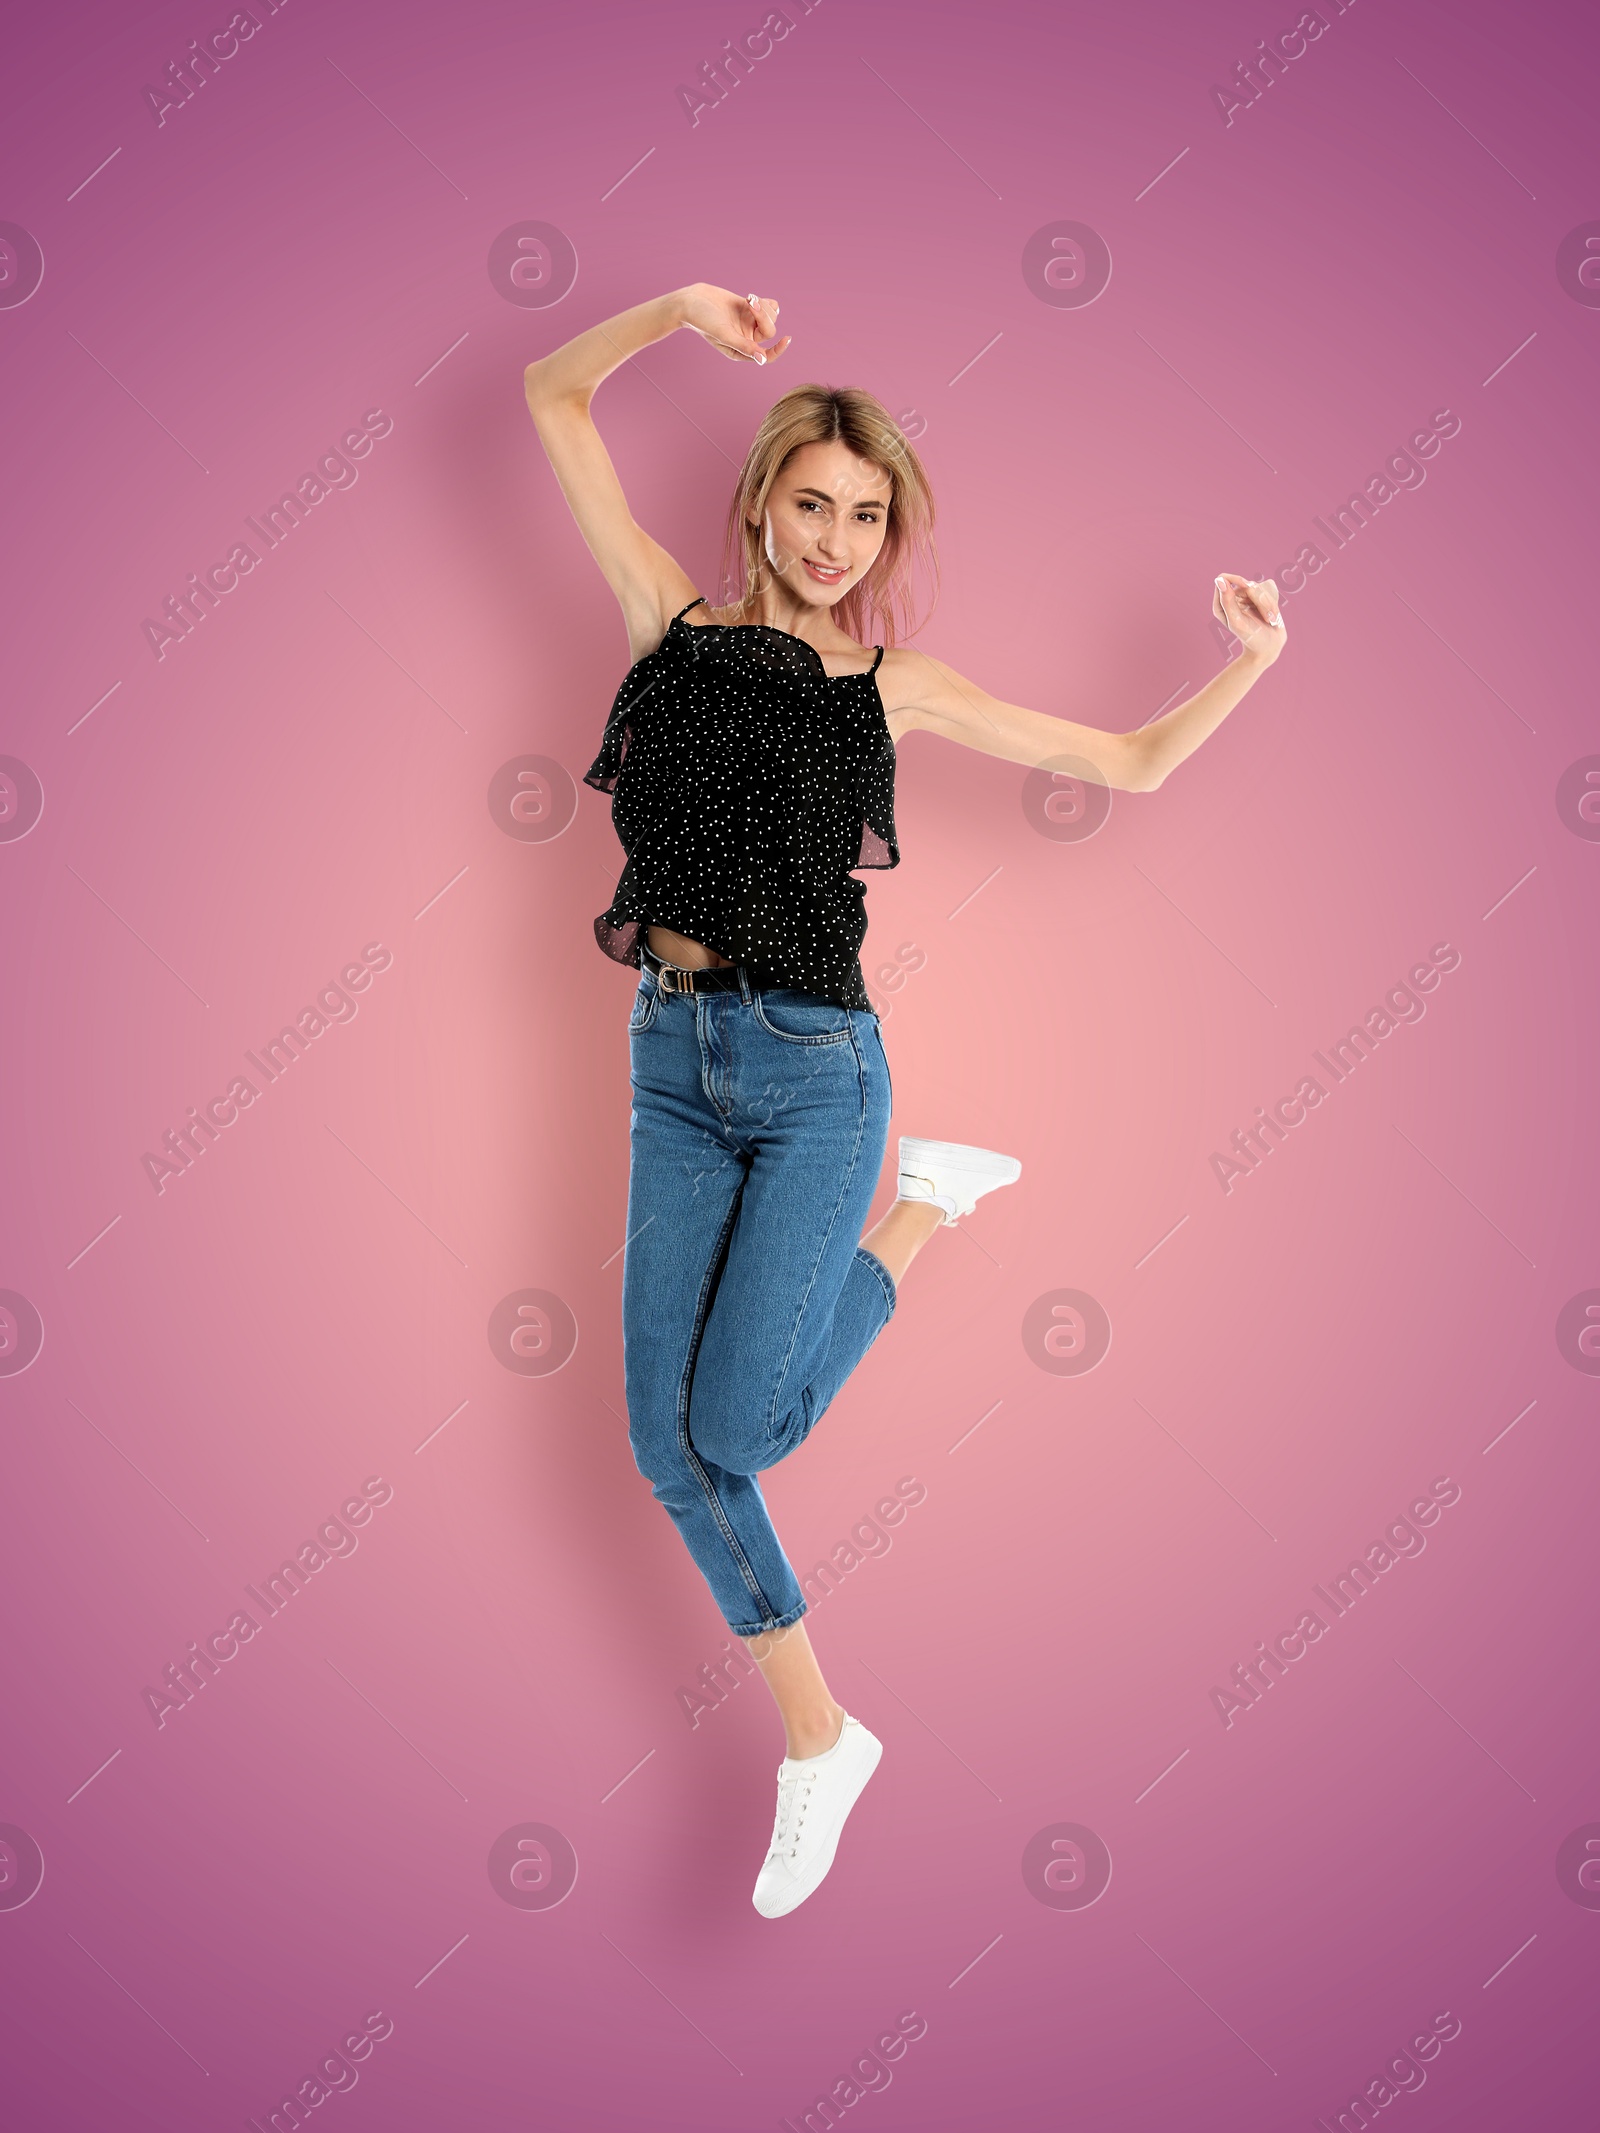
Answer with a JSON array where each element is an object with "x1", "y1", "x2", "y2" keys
[
  {"x1": 1214, "y1": 573, "x2": 1284, "y2": 635},
  {"x1": 1216, "y1": 577, "x2": 1264, "y2": 642},
  {"x1": 744, "y1": 293, "x2": 785, "y2": 364},
  {"x1": 697, "y1": 293, "x2": 789, "y2": 365},
  {"x1": 1227, "y1": 591, "x2": 1267, "y2": 642},
  {"x1": 1217, "y1": 576, "x2": 1256, "y2": 635},
  {"x1": 1220, "y1": 571, "x2": 1262, "y2": 627},
  {"x1": 691, "y1": 289, "x2": 789, "y2": 365}
]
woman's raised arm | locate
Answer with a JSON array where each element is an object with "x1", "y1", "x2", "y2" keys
[
  {"x1": 884, "y1": 573, "x2": 1287, "y2": 791},
  {"x1": 523, "y1": 284, "x2": 789, "y2": 659}
]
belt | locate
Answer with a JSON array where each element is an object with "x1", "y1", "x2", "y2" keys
[{"x1": 640, "y1": 943, "x2": 745, "y2": 995}]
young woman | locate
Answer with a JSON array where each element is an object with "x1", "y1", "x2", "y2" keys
[{"x1": 523, "y1": 284, "x2": 1287, "y2": 1919}]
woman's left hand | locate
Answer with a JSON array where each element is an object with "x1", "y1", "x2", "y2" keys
[{"x1": 1213, "y1": 573, "x2": 1287, "y2": 664}]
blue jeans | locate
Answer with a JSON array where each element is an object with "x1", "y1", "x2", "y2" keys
[{"x1": 621, "y1": 967, "x2": 897, "y2": 1635}]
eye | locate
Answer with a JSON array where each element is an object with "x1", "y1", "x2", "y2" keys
[{"x1": 797, "y1": 499, "x2": 821, "y2": 513}]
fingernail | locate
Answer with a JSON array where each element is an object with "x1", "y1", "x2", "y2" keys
[{"x1": 755, "y1": 352, "x2": 766, "y2": 364}]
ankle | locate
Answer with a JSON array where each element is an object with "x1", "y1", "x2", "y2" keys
[
  {"x1": 894, "y1": 1188, "x2": 956, "y2": 1222},
  {"x1": 786, "y1": 1705, "x2": 846, "y2": 1760}
]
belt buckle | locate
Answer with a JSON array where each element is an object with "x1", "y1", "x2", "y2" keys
[{"x1": 658, "y1": 963, "x2": 691, "y2": 995}]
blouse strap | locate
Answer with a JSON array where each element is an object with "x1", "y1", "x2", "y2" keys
[
  {"x1": 671, "y1": 596, "x2": 707, "y2": 623},
  {"x1": 869, "y1": 644, "x2": 885, "y2": 673}
]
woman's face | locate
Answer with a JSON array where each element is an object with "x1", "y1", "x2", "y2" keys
[{"x1": 751, "y1": 440, "x2": 893, "y2": 609}]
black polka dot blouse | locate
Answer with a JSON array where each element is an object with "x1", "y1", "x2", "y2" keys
[{"x1": 584, "y1": 598, "x2": 900, "y2": 1011}]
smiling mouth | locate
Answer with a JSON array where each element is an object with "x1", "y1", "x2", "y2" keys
[{"x1": 803, "y1": 559, "x2": 847, "y2": 583}]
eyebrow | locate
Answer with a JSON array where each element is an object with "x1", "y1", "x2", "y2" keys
[{"x1": 794, "y1": 485, "x2": 890, "y2": 509}]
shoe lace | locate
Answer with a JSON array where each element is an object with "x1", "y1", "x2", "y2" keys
[{"x1": 767, "y1": 1766, "x2": 818, "y2": 1863}]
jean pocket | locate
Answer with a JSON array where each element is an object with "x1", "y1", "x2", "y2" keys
[
  {"x1": 628, "y1": 975, "x2": 660, "y2": 1034},
  {"x1": 751, "y1": 989, "x2": 853, "y2": 1045}
]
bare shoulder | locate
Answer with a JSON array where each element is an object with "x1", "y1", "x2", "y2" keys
[{"x1": 875, "y1": 644, "x2": 968, "y2": 741}]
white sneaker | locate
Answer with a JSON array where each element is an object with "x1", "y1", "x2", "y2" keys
[
  {"x1": 896, "y1": 1136, "x2": 1022, "y2": 1224},
  {"x1": 751, "y1": 1714, "x2": 882, "y2": 1919}
]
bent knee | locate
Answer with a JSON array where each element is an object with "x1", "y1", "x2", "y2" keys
[
  {"x1": 685, "y1": 1419, "x2": 769, "y2": 1477},
  {"x1": 685, "y1": 1387, "x2": 774, "y2": 1475},
  {"x1": 628, "y1": 1400, "x2": 765, "y2": 1490},
  {"x1": 689, "y1": 1389, "x2": 815, "y2": 1476}
]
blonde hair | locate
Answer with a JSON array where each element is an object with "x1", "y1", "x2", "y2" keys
[{"x1": 718, "y1": 384, "x2": 937, "y2": 647}]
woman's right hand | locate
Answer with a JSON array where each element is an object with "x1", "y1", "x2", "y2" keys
[{"x1": 678, "y1": 283, "x2": 790, "y2": 366}]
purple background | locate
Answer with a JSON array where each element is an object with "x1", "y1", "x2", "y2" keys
[{"x1": 3, "y1": 0, "x2": 1598, "y2": 2126}]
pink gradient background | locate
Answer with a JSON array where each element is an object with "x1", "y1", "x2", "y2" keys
[{"x1": 3, "y1": 0, "x2": 1598, "y2": 2125}]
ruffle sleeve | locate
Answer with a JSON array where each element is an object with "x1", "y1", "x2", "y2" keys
[
  {"x1": 583, "y1": 621, "x2": 692, "y2": 795},
  {"x1": 854, "y1": 663, "x2": 900, "y2": 870}
]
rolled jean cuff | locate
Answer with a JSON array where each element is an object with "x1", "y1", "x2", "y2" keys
[
  {"x1": 855, "y1": 1243, "x2": 898, "y2": 1317},
  {"x1": 731, "y1": 1597, "x2": 810, "y2": 1638}
]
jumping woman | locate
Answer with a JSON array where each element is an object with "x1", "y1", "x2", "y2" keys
[{"x1": 523, "y1": 284, "x2": 1287, "y2": 1918}]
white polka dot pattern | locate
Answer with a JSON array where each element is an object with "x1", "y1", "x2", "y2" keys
[{"x1": 584, "y1": 599, "x2": 900, "y2": 1011}]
